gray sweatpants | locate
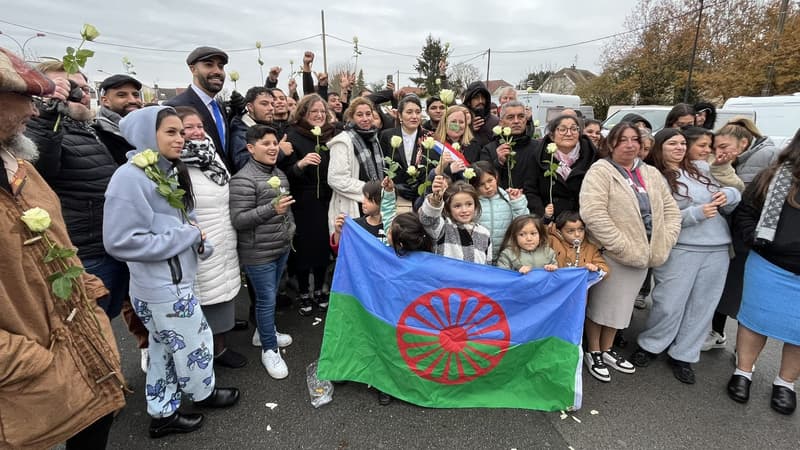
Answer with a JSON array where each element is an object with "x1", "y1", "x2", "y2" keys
[{"x1": 637, "y1": 246, "x2": 730, "y2": 363}]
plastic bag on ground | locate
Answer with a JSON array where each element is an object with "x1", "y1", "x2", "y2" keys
[{"x1": 306, "y1": 360, "x2": 333, "y2": 408}]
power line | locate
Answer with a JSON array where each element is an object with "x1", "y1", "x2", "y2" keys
[
  {"x1": 325, "y1": 34, "x2": 418, "y2": 58},
  {"x1": 0, "y1": 19, "x2": 320, "y2": 53}
]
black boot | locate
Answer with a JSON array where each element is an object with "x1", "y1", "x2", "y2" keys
[
  {"x1": 314, "y1": 290, "x2": 330, "y2": 312},
  {"x1": 149, "y1": 412, "x2": 204, "y2": 438},
  {"x1": 194, "y1": 388, "x2": 240, "y2": 408}
]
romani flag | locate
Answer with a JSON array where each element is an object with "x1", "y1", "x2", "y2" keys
[{"x1": 318, "y1": 218, "x2": 593, "y2": 411}]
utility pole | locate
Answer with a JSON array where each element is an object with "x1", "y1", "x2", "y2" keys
[
  {"x1": 683, "y1": 0, "x2": 704, "y2": 103},
  {"x1": 321, "y1": 10, "x2": 328, "y2": 74},
  {"x1": 762, "y1": 0, "x2": 790, "y2": 96},
  {"x1": 485, "y1": 49, "x2": 491, "y2": 85}
]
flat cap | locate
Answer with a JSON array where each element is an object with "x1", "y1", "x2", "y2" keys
[
  {"x1": 99, "y1": 74, "x2": 142, "y2": 93},
  {"x1": 0, "y1": 47, "x2": 54, "y2": 96},
  {"x1": 186, "y1": 46, "x2": 228, "y2": 65}
]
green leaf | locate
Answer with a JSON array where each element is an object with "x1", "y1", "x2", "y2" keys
[
  {"x1": 66, "y1": 46, "x2": 75, "y2": 55},
  {"x1": 319, "y1": 145, "x2": 328, "y2": 152},
  {"x1": 52, "y1": 276, "x2": 73, "y2": 300},
  {"x1": 76, "y1": 48, "x2": 94, "y2": 59},
  {"x1": 57, "y1": 247, "x2": 77, "y2": 258},
  {"x1": 47, "y1": 271, "x2": 63, "y2": 282},
  {"x1": 44, "y1": 247, "x2": 60, "y2": 263},
  {"x1": 418, "y1": 180, "x2": 432, "y2": 196},
  {"x1": 64, "y1": 265, "x2": 84, "y2": 279},
  {"x1": 157, "y1": 184, "x2": 172, "y2": 196},
  {"x1": 62, "y1": 55, "x2": 79, "y2": 75}
]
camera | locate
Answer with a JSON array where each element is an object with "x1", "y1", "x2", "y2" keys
[{"x1": 66, "y1": 79, "x2": 85, "y2": 103}]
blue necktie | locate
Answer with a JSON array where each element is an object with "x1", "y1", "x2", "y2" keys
[{"x1": 210, "y1": 99, "x2": 226, "y2": 152}]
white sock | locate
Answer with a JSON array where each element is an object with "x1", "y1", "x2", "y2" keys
[
  {"x1": 734, "y1": 368, "x2": 752, "y2": 381},
  {"x1": 773, "y1": 376, "x2": 795, "y2": 391}
]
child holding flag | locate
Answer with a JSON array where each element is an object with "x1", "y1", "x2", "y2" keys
[
  {"x1": 420, "y1": 175, "x2": 492, "y2": 264},
  {"x1": 497, "y1": 215, "x2": 558, "y2": 273}
]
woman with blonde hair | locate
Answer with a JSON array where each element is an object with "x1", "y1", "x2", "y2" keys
[{"x1": 433, "y1": 105, "x2": 481, "y2": 163}]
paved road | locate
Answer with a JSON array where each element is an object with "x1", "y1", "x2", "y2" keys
[{"x1": 102, "y1": 292, "x2": 799, "y2": 449}]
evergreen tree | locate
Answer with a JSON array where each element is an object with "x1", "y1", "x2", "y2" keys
[{"x1": 411, "y1": 35, "x2": 450, "y2": 95}]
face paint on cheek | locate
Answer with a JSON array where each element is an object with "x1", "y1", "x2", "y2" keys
[{"x1": 448, "y1": 122, "x2": 461, "y2": 132}]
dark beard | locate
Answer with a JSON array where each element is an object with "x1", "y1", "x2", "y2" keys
[{"x1": 1, "y1": 133, "x2": 39, "y2": 162}]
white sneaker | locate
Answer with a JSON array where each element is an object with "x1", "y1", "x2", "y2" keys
[
  {"x1": 140, "y1": 348, "x2": 149, "y2": 374},
  {"x1": 252, "y1": 329, "x2": 292, "y2": 348},
  {"x1": 276, "y1": 330, "x2": 293, "y2": 348},
  {"x1": 701, "y1": 331, "x2": 727, "y2": 351},
  {"x1": 583, "y1": 351, "x2": 611, "y2": 382},
  {"x1": 262, "y1": 349, "x2": 289, "y2": 379}
]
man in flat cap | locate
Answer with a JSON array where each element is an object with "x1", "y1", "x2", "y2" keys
[
  {"x1": 166, "y1": 46, "x2": 231, "y2": 167},
  {"x1": 0, "y1": 47, "x2": 126, "y2": 449},
  {"x1": 95, "y1": 73, "x2": 143, "y2": 165},
  {"x1": 25, "y1": 60, "x2": 130, "y2": 322}
]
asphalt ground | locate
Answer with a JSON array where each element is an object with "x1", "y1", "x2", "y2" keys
[{"x1": 85, "y1": 291, "x2": 799, "y2": 450}]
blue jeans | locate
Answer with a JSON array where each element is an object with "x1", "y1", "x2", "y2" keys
[
  {"x1": 244, "y1": 251, "x2": 289, "y2": 351},
  {"x1": 82, "y1": 254, "x2": 129, "y2": 319}
]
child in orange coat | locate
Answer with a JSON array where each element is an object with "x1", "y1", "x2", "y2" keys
[{"x1": 548, "y1": 210, "x2": 609, "y2": 275}]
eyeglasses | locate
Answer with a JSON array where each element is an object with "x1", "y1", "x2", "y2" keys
[{"x1": 556, "y1": 126, "x2": 579, "y2": 135}]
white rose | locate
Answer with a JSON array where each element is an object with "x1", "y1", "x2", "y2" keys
[
  {"x1": 390, "y1": 135, "x2": 403, "y2": 149},
  {"x1": 21, "y1": 207, "x2": 52, "y2": 232}
]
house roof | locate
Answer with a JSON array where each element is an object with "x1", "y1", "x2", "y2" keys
[
  {"x1": 487, "y1": 79, "x2": 512, "y2": 96},
  {"x1": 548, "y1": 67, "x2": 597, "y2": 86}
]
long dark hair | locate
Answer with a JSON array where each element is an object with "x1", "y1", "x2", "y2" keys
[
  {"x1": 665, "y1": 103, "x2": 695, "y2": 128},
  {"x1": 390, "y1": 213, "x2": 433, "y2": 255},
  {"x1": 751, "y1": 128, "x2": 800, "y2": 209},
  {"x1": 156, "y1": 108, "x2": 195, "y2": 211},
  {"x1": 647, "y1": 128, "x2": 714, "y2": 200},
  {"x1": 500, "y1": 214, "x2": 548, "y2": 258}
]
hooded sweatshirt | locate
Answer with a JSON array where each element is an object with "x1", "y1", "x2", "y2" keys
[
  {"x1": 462, "y1": 81, "x2": 500, "y2": 146},
  {"x1": 103, "y1": 106, "x2": 212, "y2": 303}
]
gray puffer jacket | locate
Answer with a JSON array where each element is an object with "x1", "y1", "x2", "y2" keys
[
  {"x1": 229, "y1": 158, "x2": 296, "y2": 265},
  {"x1": 735, "y1": 136, "x2": 780, "y2": 186}
]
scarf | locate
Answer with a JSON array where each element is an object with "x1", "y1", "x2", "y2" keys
[
  {"x1": 755, "y1": 161, "x2": 793, "y2": 244},
  {"x1": 554, "y1": 143, "x2": 581, "y2": 179},
  {"x1": 180, "y1": 137, "x2": 229, "y2": 186},
  {"x1": 63, "y1": 116, "x2": 99, "y2": 140},
  {"x1": 608, "y1": 157, "x2": 653, "y2": 238},
  {"x1": 347, "y1": 125, "x2": 384, "y2": 182},
  {"x1": 96, "y1": 106, "x2": 123, "y2": 129},
  {"x1": 293, "y1": 120, "x2": 336, "y2": 142}
]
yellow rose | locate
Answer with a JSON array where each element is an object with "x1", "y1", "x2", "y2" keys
[
  {"x1": 422, "y1": 136, "x2": 435, "y2": 150},
  {"x1": 406, "y1": 166, "x2": 418, "y2": 177},
  {"x1": 534, "y1": 119, "x2": 541, "y2": 127},
  {"x1": 81, "y1": 24, "x2": 100, "y2": 42},
  {"x1": 452, "y1": 142, "x2": 461, "y2": 151},
  {"x1": 21, "y1": 207, "x2": 52, "y2": 232},
  {"x1": 229, "y1": 71, "x2": 240, "y2": 82},
  {"x1": 131, "y1": 149, "x2": 159, "y2": 168},
  {"x1": 439, "y1": 89, "x2": 455, "y2": 106},
  {"x1": 311, "y1": 126, "x2": 322, "y2": 137},
  {"x1": 390, "y1": 135, "x2": 402, "y2": 149},
  {"x1": 463, "y1": 167, "x2": 476, "y2": 180},
  {"x1": 502, "y1": 127, "x2": 512, "y2": 137},
  {"x1": 526, "y1": 87, "x2": 534, "y2": 94},
  {"x1": 267, "y1": 176, "x2": 282, "y2": 190},
  {"x1": 546, "y1": 143, "x2": 558, "y2": 154},
  {"x1": 492, "y1": 126, "x2": 502, "y2": 136}
]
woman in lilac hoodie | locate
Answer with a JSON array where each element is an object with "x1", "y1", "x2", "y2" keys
[{"x1": 104, "y1": 106, "x2": 238, "y2": 439}]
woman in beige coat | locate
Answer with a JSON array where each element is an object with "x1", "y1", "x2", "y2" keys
[{"x1": 579, "y1": 122, "x2": 681, "y2": 382}]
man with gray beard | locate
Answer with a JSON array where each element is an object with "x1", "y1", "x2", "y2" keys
[
  {"x1": 0, "y1": 46, "x2": 126, "y2": 450},
  {"x1": 24, "y1": 61, "x2": 128, "y2": 320}
]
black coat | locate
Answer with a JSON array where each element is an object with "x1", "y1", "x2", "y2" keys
[
  {"x1": 479, "y1": 134, "x2": 539, "y2": 208},
  {"x1": 25, "y1": 111, "x2": 118, "y2": 260},
  {"x1": 166, "y1": 86, "x2": 230, "y2": 169},
  {"x1": 526, "y1": 135, "x2": 597, "y2": 218},
  {"x1": 379, "y1": 127, "x2": 431, "y2": 202}
]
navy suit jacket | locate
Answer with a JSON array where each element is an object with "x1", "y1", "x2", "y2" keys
[{"x1": 166, "y1": 86, "x2": 231, "y2": 168}]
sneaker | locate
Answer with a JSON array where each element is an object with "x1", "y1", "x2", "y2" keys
[
  {"x1": 298, "y1": 294, "x2": 313, "y2": 316},
  {"x1": 314, "y1": 290, "x2": 329, "y2": 312},
  {"x1": 668, "y1": 357, "x2": 695, "y2": 384},
  {"x1": 276, "y1": 329, "x2": 293, "y2": 348},
  {"x1": 140, "y1": 348, "x2": 149, "y2": 374},
  {"x1": 583, "y1": 351, "x2": 611, "y2": 382},
  {"x1": 261, "y1": 349, "x2": 289, "y2": 379},
  {"x1": 631, "y1": 347, "x2": 658, "y2": 367},
  {"x1": 252, "y1": 329, "x2": 292, "y2": 348},
  {"x1": 634, "y1": 294, "x2": 647, "y2": 309},
  {"x1": 701, "y1": 331, "x2": 727, "y2": 351},
  {"x1": 602, "y1": 349, "x2": 636, "y2": 373}
]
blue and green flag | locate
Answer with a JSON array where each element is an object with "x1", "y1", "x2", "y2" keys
[{"x1": 318, "y1": 218, "x2": 592, "y2": 411}]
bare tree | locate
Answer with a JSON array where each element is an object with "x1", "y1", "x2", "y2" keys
[{"x1": 447, "y1": 62, "x2": 482, "y2": 96}]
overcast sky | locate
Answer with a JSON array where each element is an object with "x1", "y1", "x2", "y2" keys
[{"x1": 3, "y1": 0, "x2": 640, "y2": 93}]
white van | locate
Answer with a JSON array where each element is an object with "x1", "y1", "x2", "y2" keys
[{"x1": 723, "y1": 94, "x2": 800, "y2": 149}]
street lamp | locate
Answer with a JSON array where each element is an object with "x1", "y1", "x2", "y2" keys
[{"x1": 0, "y1": 31, "x2": 45, "y2": 60}]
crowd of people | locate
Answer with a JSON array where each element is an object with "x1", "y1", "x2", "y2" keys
[{"x1": 1, "y1": 43, "x2": 798, "y2": 448}]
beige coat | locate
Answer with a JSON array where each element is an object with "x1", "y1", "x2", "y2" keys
[
  {"x1": 1, "y1": 162, "x2": 126, "y2": 449},
  {"x1": 579, "y1": 159, "x2": 681, "y2": 269},
  {"x1": 326, "y1": 131, "x2": 367, "y2": 233}
]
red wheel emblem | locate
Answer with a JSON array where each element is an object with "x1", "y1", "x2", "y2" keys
[{"x1": 396, "y1": 288, "x2": 510, "y2": 385}]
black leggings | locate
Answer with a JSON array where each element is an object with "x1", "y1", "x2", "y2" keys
[
  {"x1": 65, "y1": 413, "x2": 114, "y2": 450},
  {"x1": 296, "y1": 265, "x2": 328, "y2": 294},
  {"x1": 712, "y1": 311, "x2": 728, "y2": 335}
]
